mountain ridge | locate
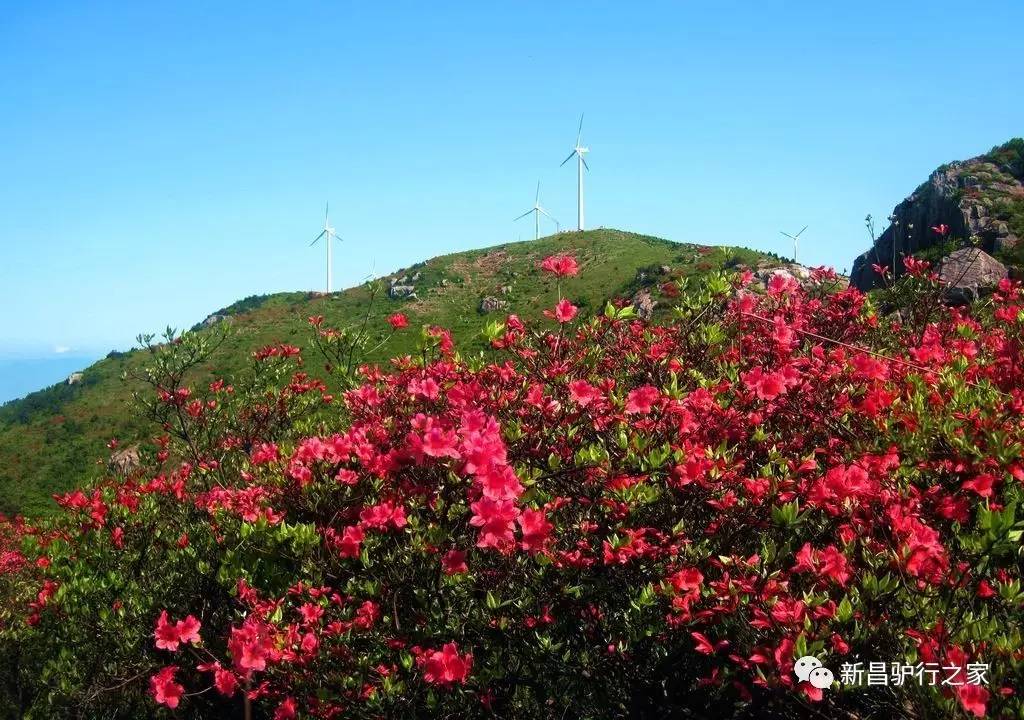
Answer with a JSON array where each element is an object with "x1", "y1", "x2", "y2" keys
[
  {"x1": 0, "y1": 229, "x2": 786, "y2": 515},
  {"x1": 851, "y1": 138, "x2": 1024, "y2": 290}
]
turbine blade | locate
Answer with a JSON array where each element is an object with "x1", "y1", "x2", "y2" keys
[
  {"x1": 310, "y1": 230, "x2": 327, "y2": 246},
  {"x1": 560, "y1": 150, "x2": 577, "y2": 166},
  {"x1": 330, "y1": 231, "x2": 344, "y2": 243},
  {"x1": 796, "y1": 225, "x2": 808, "y2": 237},
  {"x1": 535, "y1": 180, "x2": 540, "y2": 204},
  {"x1": 779, "y1": 231, "x2": 793, "y2": 239},
  {"x1": 513, "y1": 209, "x2": 534, "y2": 221},
  {"x1": 581, "y1": 155, "x2": 590, "y2": 171},
  {"x1": 576, "y1": 113, "x2": 584, "y2": 145},
  {"x1": 538, "y1": 207, "x2": 557, "y2": 222}
]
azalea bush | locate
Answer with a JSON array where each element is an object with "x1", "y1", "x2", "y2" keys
[{"x1": 1, "y1": 255, "x2": 1023, "y2": 719}]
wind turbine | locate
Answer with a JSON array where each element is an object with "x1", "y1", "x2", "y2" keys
[
  {"x1": 309, "y1": 203, "x2": 344, "y2": 293},
  {"x1": 560, "y1": 113, "x2": 590, "y2": 231},
  {"x1": 513, "y1": 181, "x2": 559, "y2": 240},
  {"x1": 780, "y1": 226, "x2": 808, "y2": 264}
]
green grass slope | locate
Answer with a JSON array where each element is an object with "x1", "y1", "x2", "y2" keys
[{"x1": 0, "y1": 230, "x2": 779, "y2": 515}]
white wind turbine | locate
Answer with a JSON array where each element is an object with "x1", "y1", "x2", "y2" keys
[
  {"x1": 309, "y1": 203, "x2": 344, "y2": 293},
  {"x1": 560, "y1": 113, "x2": 590, "y2": 231},
  {"x1": 780, "y1": 225, "x2": 808, "y2": 264},
  {"x1": 513, "y1": 181, "x2": 559, "y2": 240}
]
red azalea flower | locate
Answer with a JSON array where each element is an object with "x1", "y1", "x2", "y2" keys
[
  {"x1": 175, "y1": 614, "x2": 201, "y2": 645},
  {"x1": 690, "y1": 631, "x2": 728, "y2": 655},
  {"x1": 478, "y1": 463, "x2": 524, "y2": 501},
  {"x1": 388, "y1": 312, "x2": 409, "y2": 329},
  {"x1": 469, "y1": 497, "x2": 519, "y2": 551},
  {"x1": 741, "y1": 366, "x2": 786, "y2": 401},
  {"x1": 274, "y1": 697, "x2": 298, "y2": 720},
  {"x1": 298, "y1": 602, "x2": 324, "y2": 625},
  {"x1": 539, "y1": 254, "x2": 579, "y2": 277},
  {"x1": 215, "y1": 666, "x2": 238, "y2": 696},
  {"x1": 518, "y1": 508, "x2": 552, "y2": 553},
  {"x1": 419, "y1": 642, "x2": 473, "y2": 686},
  {"x1": 902, "y1": 255, "x2": 932, "y2": 277},
  {"x1": 956, "y1": 682, "x2": 989, "y2": 717},
  {"x1": 154, "y1": 610, "x2": 186, "y2": 651},
  {"x1": 544, "y1": 297, "x2": 578, "y2": 323},
  {"x1": 441, "y1": 549, "x2": 468, "y2": 575},
  {"x1": 625, "y1": 385, "x2": 660, "y2": 414},
  {"x1": 149, "y1": 665, "x2": 184, "y2": 709},
  {"x1": 337, "y1": 525, "x2": 365, "y2": 558},
  {"x1": 421, "y1": 421, "x2": 460, "y2": 458},
  {"x1": 961, "y1": 473, "x2": 995, "y2": 498},
  {"x1": 568, "y1": 379, "x2": 602, "y2": 407}
]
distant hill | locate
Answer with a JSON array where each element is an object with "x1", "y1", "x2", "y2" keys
[
  {"x1": 851, "y1": 138, "x2": 1024, "y2": 291},
  {"x1": 0, "y1": 230, "x2": 785, "y2": 515},
  {"x1": 0, "y1": 356, "x2": 100, "y2": 404}
]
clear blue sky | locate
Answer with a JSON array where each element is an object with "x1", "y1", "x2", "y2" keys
[{"x1": 1, "y1": 1, "x2": 1021, "y2": 359}]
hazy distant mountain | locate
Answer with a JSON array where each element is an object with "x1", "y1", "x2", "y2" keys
[{"x1": 0, "y1": 356, "x2": 98, "y2": 405}]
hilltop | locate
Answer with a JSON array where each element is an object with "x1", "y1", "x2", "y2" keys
[
  {"x1": 851, "y1": 138, "x2": 1024, "y2": 292},
  {"x1": 0, "y1": 229, "x2": 786, "y2": 515}
]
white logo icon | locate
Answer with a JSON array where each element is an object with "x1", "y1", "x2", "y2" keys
[
  {"x1": 808, "y1": 666, "x2": 834, "y2": 689},
  {"x1": 795, "y1": 656, "x2": 835, "y2": 690},
  {"x1": 794, "y1": 656, "x2": 822, "y2": 682}
]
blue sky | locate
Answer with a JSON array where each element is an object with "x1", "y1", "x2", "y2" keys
[{"x1": 1, "y1": 0, "x2": 1021, "y2": 359}]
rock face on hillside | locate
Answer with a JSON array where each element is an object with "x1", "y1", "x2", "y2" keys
[
  {"x1": 109, "y1": 445, "x2": 140, "y2": 475},
  {"x1": 851, "y1": 139, "x2": 1024, "y2": 291},
  {"x1": 632, "y1": 289, "x2": 657, "y2": 320},
  {"x1": 479, "y1": 296, "x2": 508, "y2": 313},
  {"x1": 937, "y1": 248, "x2": 1008, "y2": 305}
]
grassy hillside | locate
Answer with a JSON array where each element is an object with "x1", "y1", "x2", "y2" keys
[{"x1": 0, "y1": 230, "x2": 778, "y2": 515}]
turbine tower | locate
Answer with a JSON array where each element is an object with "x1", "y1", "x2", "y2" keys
[
  {"x1": 560, "y1": 114, "x2": 590, "y2": 231},
  {"x1": 309, "y1": 203, "x2": 344, "y2": 293},
  {"x1": 513, "y1": 181, "x2": 559, "y2": 240},
  {"x1": 780, "y1": 226, "x2": 808, "y2": 264}
]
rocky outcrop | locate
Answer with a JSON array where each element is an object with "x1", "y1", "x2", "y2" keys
[
  {"x1": 851, "y1": 139, "x2": 1024, "y2": 291},
  {"x1": 67, "y1": 372, "x2": 83, "y2": 385},
  {"x1": 109, "y1": 445, "x2": 140, "y2": 475},
  {"x1": 479, "y1": 296, "x2": 509, "y2": 314},
  {"x1": 753, "y1": 262, "x2": 811, "y2": 288},
  {"x1": 389, "y1": 285, "x2": 416, "y2": 299},
  {"x1": 632, "y1": 289, "x2": 657, "y2": 321},
  {"x1": 937, "y1": 248, "x2": 1008, "y2": 305}
]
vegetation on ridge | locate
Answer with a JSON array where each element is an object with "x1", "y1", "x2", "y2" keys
[{"x1": 0, "y1": 230, "x2": 776, "y2": 515}]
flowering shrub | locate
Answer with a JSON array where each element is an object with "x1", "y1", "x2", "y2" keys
[{"x1": 0, "y1": 260, "x2": 1023, "y2": 719}]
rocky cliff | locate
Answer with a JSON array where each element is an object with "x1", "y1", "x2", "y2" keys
[{"x1": 851, "y1": 138, "x2": 1024, "y2": 291}]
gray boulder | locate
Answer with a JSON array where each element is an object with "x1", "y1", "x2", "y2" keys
[
  {"x1": 938, "y1": 248, "x2": 1008, "y2": 304},
  {"x1": 109, "y1": 445, "x2": 141, "y2": 475}
]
